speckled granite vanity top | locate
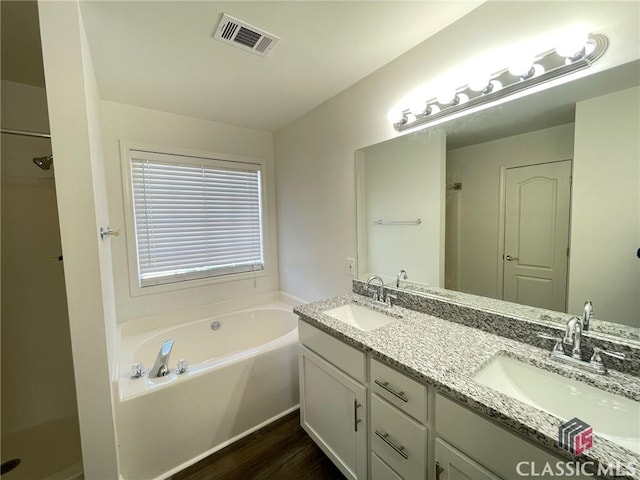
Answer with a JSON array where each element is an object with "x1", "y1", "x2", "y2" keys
[{"x1": 294, "y1": 293, "x2": 640, "y2": 479}]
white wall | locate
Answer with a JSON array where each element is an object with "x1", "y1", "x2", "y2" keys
[
  {"x1": 274, "y1": 1, "x2": 640, "y2": 303},
  {"x1": 446, "y1": 124, "x2": 575, "y2": 299},
  {"x1": 358, "y1": 130, "x2": 445, "y2": 286},
  {"x1": 38, "y1": 2, "x2": 119, "y2": 477},
  {"x1": 99, "y1": 101, "x2": 277, "y2": 323},
  {"x1": 569, "y1": 86, "x2": 640, "y2": 327}
]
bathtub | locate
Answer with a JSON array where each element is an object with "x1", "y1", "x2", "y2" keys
[{"x1": 115, "y1": 300, "x2": 299, "y2": 480}]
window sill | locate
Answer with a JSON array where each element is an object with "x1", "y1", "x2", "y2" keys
[{"x1": 128, "y1": 269, "x2": 271, "y2": 297}]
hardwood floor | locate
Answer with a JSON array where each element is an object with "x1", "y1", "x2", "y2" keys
[{"x1": 173, "y1": 410, "x2": 347, "y2": 480}]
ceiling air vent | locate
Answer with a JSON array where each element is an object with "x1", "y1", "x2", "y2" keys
[{"x1": 213, "y1": 14, "x2": 279, "y2": 57}]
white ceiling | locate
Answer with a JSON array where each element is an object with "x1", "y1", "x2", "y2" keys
[{"x1": 77, "y1": 1, "x2": 482, "y2": 132}]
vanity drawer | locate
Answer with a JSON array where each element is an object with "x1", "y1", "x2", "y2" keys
[
  {"x1": 371, "y1": 452, "x2": 403, "y2": 480},
  {"x1": 371, "y1": 358, "x2": 427, "y2": 424},
  {"x1": 371, "y1": 394, "x2": 427, "y2": 480},
  {"x1": 297, "y1": 320, "x2": 366, "y2": 383}
]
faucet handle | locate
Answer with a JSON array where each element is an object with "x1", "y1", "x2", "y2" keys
[
  {"x1": 176, "y1": 358, "x2": 189, "y2": 375},
  {"x1": 130, "y1": 363, "x2": 146, "y2": 379},
  {"x1": 591, "y1": 347, "x2": 625, "y2": 361},
  {"x1": 385, "y1": 293, "x2": 397, "y2": 307},
  {"x1": 537, "y1": 332, "x2": 563, "y2": 354},
  {"x1": 589, "y1": 347, "x2": 626, "y2": 374}
]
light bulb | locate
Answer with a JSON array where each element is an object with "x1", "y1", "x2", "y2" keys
[
  {"x1": 489, "y1": 80, "x2": 502, "y2": 92},
  {"x1": 456, "y1": 93, "x2": 469, "y2": 105},
  {"x1": 532, "y1": 64, "x2": 545, "y2": 76},
  {"x1": 468, "y1": 72, "x2": 491, "y2": 92},
  {"x1": 426, "y1": 104, "x2": 440, "y2": 115},
  {"x1": 508, "y1": 57, "x2": 534, "y2": 78},
  {"x1": 387, "y1": 107, "x2": 405, "y2": 125},
  {"x1": 409, "y1": 97, "x2": 427, "y2": 116},
  {"x1": 555, "y1": 31, "x2": 589, "y2": 59},
  {"x1": 436, "y1": 87, "x2": 457, "y2": 105}
]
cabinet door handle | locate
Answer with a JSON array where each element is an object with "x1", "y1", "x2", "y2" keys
[
  {"x1": 374, "y1": 379, "x2": 408, "y2": 403},
  {"x1": 353, "y1": 400, "x2": 362, "y2": 432},
  {"x1": 436, "y1": 461, "x2": 444, "y2": 480},
  {"x1": 375, "y1": 430, "x2": 409, "y2": 459}
]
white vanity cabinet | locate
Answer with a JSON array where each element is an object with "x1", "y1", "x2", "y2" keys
[
  {"x1": 297, "y1": 322, "x2": 430, "y2": 480},
  {"x1": 297, "y1": 320, "x2": 587, "y2": 480},
  {"x1": 298, "y1": 321, "x2": 368, "y2": 480}
]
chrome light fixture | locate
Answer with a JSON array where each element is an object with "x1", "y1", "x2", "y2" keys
[{"x1": 392, "y1": 33, "x2": 608, "y2": 132}]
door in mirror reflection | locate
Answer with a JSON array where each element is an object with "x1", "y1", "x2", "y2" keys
[{"x1": 502, "y1": 161, "x2": 571, "y2": 311}]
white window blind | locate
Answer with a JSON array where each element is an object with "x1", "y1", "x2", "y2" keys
[{"x1": 130, "y1": 151, "x2": 264, "y2": 287}]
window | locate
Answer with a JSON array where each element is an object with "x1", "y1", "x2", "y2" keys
[{"x1": 129, "y1": 150, "x2": 264, "y2": 287}]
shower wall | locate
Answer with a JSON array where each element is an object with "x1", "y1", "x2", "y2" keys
[{"x1": 1, "y1": 79, "x2": 80, "y2": 443}]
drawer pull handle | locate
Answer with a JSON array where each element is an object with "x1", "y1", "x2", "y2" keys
[
  {"x1": 374, "y1": 379, "x2": 408, "y2": 403},
  {"x1": 375, "y1": 430, "x2": 409, "y2": 460},
  {"x1": 436, "y1": 461, "x2": 444, "y2": 480},
  {"x1": 354, "y1": 400, "x2": 362, "y2": 432}
]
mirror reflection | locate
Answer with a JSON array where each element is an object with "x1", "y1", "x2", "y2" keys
[{"x1": 356, "y1": 60, "x2": 640, "y2": 328}]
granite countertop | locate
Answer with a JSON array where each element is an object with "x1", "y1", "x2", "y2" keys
[{"x1": 294, "y1": 293, "x2": 640, "y2": 480}]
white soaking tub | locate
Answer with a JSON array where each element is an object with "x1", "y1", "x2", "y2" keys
[{"x1": 115, "y1": 300, "x2": 299, "y2": 480}]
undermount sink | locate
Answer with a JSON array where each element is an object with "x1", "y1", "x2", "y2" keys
[
  {"x1": 473, "y1": 355, "x2": 640, "y2": 453},
  {"x1": 323, "y1": 303, "x2": 396, "y2": 331}
]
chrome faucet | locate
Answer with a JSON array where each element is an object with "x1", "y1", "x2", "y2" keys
[
  {"x1": 396, "y1": 269, "x2": 408, "y2": 288},
  {"x1": 149, "y1": 339, "x2": 174, "y2": 378},
  {"x1": 559, "y1": 301, "x2": 593, "y2": 359},
  {"x1": 365, "y1": 275, "x2": 385, "y2": 302},
  {"x1": 564, "y1": 316, "x2": 583, "y2": 359},
  {"x1": 582, "y1": 300, "x2": 593, "y2": 331},
  {"x1": 538, "y1": 310, "x2": 626, "y2": 375}
]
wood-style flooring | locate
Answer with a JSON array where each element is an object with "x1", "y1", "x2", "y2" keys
[{"x1": 172, "y1": 410, "x2": 347, "y2": 480}]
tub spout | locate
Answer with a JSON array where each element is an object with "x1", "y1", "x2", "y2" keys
[{"x1": 149, "y1": 339, "x2": 174, "y2": 378}]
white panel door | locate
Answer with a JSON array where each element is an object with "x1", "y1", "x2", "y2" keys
[
  {"x1": 299, "y1": 346, "x2": 367, "y2": 480},
  {"x1": 503, "y1": 161, "x2": 571, "y2": 311}
]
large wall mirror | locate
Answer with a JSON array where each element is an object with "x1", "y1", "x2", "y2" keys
[{"x1": 356, "y1": 60, "x2": 640, "y2": 328}]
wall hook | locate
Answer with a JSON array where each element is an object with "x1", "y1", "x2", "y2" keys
[{"x1": 100, "y1": 227, "x2": 121, "y2": 240}]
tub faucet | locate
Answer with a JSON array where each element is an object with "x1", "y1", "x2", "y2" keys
[
  {"x1": 149, "y1": 339, "x2": 174, "y2": 378},
  {"x1": 365, "y1": 275, "x2": 385, "y2": 302},
  {"x1": 582, "y1": 301, "x2": 593, "y2": 331}
]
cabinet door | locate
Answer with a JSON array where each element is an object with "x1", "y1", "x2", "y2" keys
[
  {"x1": 434, "y1": 438, "x2": 500, "y2": 480},
  {"x1": 299, "y1": 346, "x2": 367, "y2": 480}
]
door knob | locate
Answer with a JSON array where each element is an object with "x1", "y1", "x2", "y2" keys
[{"x1": 505, "y1": 255, "x2": 519, "y2": 261}]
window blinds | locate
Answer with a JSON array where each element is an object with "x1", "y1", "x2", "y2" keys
[{"x1": 130, "y1": 151, "x2": 264, "y2": 287}]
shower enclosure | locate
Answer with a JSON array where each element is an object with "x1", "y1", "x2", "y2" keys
[{"x1": 1, "y1": 128, "x2": 83, "y2": 479}]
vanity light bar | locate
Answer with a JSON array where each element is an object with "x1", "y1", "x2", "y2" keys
[{"x1": 393, "y1": 33, "x2": 608, "y2": 132}]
